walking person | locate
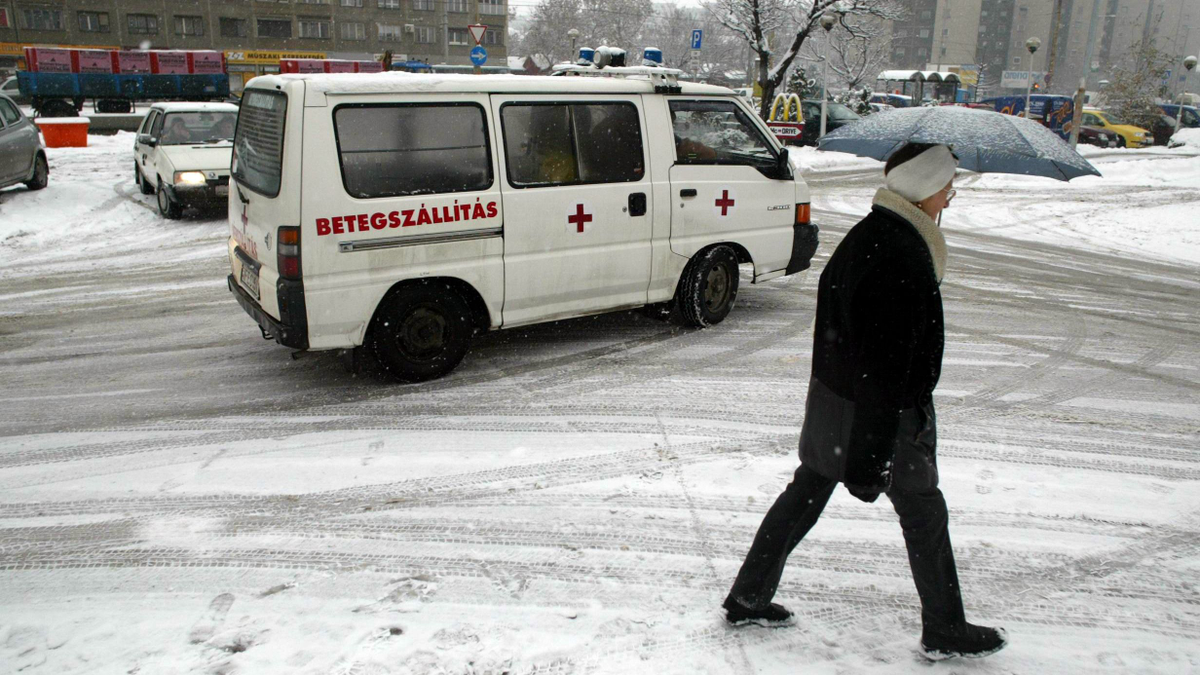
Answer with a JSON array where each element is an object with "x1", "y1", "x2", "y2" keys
[{"x1": 722, "y1": 143, "x2": 1007, "y2": 661}]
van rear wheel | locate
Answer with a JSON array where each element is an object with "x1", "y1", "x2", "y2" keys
[
  {"x1": 368, "y1": 284, "x2": 471, "y2": 382},
  {"x1": 677, "y1": 245, "x2": 740, "y2": 328}
]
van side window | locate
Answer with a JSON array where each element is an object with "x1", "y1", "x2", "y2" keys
[
  {"x1": 233, "y1": 90, "x2": 288, "y2": 198},
  {"x1": 501, "y1": 102, "x2": 644, "y2": 188},
  {"x1": 669, "y1": 100, "x2": 776, "y2": 168},
  {"x1": 333, "y1": 103, "x2": 492, "y2": 199}
]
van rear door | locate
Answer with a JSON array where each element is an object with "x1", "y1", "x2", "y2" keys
[{"x1": 229, "y1": 84, "x2": 303, "y2": 322}]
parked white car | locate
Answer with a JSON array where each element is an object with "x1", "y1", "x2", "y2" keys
[
  {"x1": 227, "y1": 68, "x2": 818, "y2": 381},
  {"x1": 133, "y1": 102, "x2": 238, "y2": 219},
  {"x1": 0, "y1": 93, "x2": 48, "y2": 193}
]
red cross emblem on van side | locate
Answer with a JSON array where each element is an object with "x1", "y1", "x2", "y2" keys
[
  {"x1": 568, "y1": 203, "x2": 593, "y2": 233},
  {"x1": 715, "y1": 190, "x2": 736, "y2": 216}
]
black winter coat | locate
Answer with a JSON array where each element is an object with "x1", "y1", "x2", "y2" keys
[{"x1": 799, "y1": 188, "x2": 947, "y2": 498}]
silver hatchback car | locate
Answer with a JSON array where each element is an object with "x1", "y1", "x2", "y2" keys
[{"x1": 0, "y1": 93, "x2": 49, "y2": 193}]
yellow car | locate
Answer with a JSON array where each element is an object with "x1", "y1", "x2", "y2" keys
[{"x1": 1082, "y1": 109, "x2": 1152, "y2": 148}]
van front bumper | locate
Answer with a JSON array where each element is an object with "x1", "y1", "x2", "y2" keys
[
  {"x1": 785, "y1": 221, "x2": 820, "y2": 274},
  {"x1": 228, "y1": 274, "x2": 309, "y2": 350}
]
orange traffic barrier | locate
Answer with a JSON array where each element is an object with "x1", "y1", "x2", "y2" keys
[{"x1": 35, "y1": 118, "x2": 90, "y2": 148}]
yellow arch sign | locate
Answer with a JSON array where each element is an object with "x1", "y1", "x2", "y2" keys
[{"x1": 769, "y1": 93, "x2": 802, "y2": 122}]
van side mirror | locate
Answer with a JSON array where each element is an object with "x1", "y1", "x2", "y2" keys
[{"x1": 774, "y1": 147, "x2": 793, "y2": 180}]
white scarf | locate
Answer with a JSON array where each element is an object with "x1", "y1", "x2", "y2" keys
[
  {"x1": 884, "y1": 145, "x2": 958, "y2": 202},
  {"x1": 872, "y1": 188, "x2": 948, "y2": 283}
]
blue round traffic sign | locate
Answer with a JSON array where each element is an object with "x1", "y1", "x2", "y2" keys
[{"x1": 470, "y1": 46, "x2": 488, "y2": 66}]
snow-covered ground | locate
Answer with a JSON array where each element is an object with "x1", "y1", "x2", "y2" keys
[
  {"x1": 1, "y1": 134, "x2": 1199, "y2": 674},
  {"x1": 795, "y1": 141, "x2": 1200, "y2": 266}
]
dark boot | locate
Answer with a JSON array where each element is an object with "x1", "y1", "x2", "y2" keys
[
  {"x1": 920, "y1": 622, "x2": 1007, "y2": 660},
  {"x1": 722, "y1": 596, "x2": 794, "y2": 627}
]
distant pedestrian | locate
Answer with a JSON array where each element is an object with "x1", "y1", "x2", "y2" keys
[{"x1": 722, "y1": 143, "x2": 1007, "y2": 661}]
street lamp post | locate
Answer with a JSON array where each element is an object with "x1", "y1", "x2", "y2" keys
[
  {"x1": 568, "y1": 28, "x2": 580, "y2": 61},
  {"x1": 1024, "y1": 37, "x2": 1042, "y2": 120},
  {"x1": 819, "y1": 13, "x2": 836, "y2": 139},
  {"x1": 1175, "y1": 55, "x2": 1198, "y2": 134}
]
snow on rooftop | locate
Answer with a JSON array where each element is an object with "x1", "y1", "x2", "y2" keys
[{"x1": 148, "y1": 101, "x2": 239, "y2": 113}]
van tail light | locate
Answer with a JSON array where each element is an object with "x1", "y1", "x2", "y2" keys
[
  {"x1": 278, "y1": 226, "x2": 301, "y2": 280},
  {"x1": 795, "y1": 203, "x2": 811, "y2": 226}
]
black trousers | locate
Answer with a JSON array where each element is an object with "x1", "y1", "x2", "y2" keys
[{"x1": 727, "y1": 463, "x2": 966, "y2": 631}]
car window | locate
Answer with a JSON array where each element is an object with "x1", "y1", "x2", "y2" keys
[
  {"x1": 139, "y1": 111, "x2": 157, "y2": 135},
  {"x1": 669, "y1": 99, "x2": 776, "y2": 167},
  {"x1": 150, "y1": 111, "x2": 165, "y2": 137},
  {"x1": 0, "y1": 98, "x2": 20, "y2": 125},
  {"x1": 158, "y1": 111, "x2": 237, "y2": 145},
  {"x1": 826, "y1": 102, "x2": 860, "y2": 121},
  {"x1": 334, "y1": 103, "x2": 492, "y2": 199},
  {"x1": 1082, "y1": 113, "x2": 1100, "y2": 126},
  {"x1": 501, "y1": 102, "x2": 644, "y2": 188}
]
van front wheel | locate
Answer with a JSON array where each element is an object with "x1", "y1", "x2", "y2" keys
[
  {"x1": 677, "y1": 245, "x2": 740, "y2": 328},
  {"x1": 368, "y1": 284, "x2": 471, "y2": 382}
]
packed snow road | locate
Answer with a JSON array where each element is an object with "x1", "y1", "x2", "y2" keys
[{"x1": 1, "y1": 135, "x2": 1198, "y2": 674}]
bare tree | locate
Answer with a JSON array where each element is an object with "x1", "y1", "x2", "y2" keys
[
  {"x1": 516, "y1": 0, "x2": 655, "y2": 66},
  {"x1": 517, "y1": 0, "x2": 583, "y2": 65},
  {"x1": 643, "y1": 5, "x2": 748, "y2": 77},
  {"x1": 824, "y1": 17, "x2": 892, "y2": 90},
  {"x1": 705, "y1": 0, "x2": 904, "y2": 117}
]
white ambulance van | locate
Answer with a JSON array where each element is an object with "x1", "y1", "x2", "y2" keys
[{"x1": 226, "y1": 66, "x2": 818, "y2": 381}]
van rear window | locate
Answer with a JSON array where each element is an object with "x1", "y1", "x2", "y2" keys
[
  {"x1": 333, "y1": 103, "x2": 492, "y2": 199},
  {"x1": 233, "y1": 90, "x2": 287, "y2": 197}
]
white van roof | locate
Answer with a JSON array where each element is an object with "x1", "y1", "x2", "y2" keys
[{"x1": 247, "y1": 71, "x2": 735, "y2": 98}]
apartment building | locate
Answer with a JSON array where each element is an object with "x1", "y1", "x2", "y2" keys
[
  {"x1": 910, "y1": 0, "x2": 1197, "y2": 96},
  {"x1": 0, "y1": 0, "x2": 508, "y2": 85}
]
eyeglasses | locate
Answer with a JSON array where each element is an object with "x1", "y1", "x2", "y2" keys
[{"x1": 945, "y1": 189, "x2": 957, "y2": 202}]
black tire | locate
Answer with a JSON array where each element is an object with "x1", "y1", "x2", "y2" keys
[
  {"x1": 25, "y1": 154, "x2": 48, "y2": 191},
  {"x1": 1117, "y1": 135, "x2": 1127, "y2": 148},
  {"x1": 156, "y1": 179, "x2": 182, "y2": 219},
  {"x1": 40, "y1": 99, "x2": 77, "y2": 118},
  {"x1": 676, "y1": 245, "x2": 740, "y2": 328},
  {"x1": 367, "y1": 284, "x2": 471, "y2": 382}
]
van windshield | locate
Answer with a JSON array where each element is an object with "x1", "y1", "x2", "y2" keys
[
  {"x1": 233, "y1": 90, "x2": 287, "y2": 197},
  {"x1": 159, "y1": 112, "x2": 237, "y2": 145}
]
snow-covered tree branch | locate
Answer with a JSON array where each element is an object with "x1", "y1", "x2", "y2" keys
[{"x1": 706, "y1": 0, "x2": 904, "y2": 117}]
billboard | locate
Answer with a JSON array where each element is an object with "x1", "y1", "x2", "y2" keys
[{"x1": 1000, "y1": 70, "x2": 1045, "y2": 89}]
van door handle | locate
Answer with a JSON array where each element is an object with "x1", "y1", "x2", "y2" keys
[
  {"x1": 679, "y1": 189, "x2": 697, "y2": 198},
  {"x1": 628, "y1": 192, "x2": 647, "y2": 217}
]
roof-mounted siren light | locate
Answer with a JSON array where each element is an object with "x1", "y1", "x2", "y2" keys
[
  {"x1": 594, "y1": 46, "x2": 626, "y2": 69},
  {"x1": 642, "y1": 47, "x2": 663, "y2": 67},
  {"x1": 577, "y1": 47, "x2": 596, "y2": 66}
]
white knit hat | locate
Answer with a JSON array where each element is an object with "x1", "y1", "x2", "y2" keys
[{"x1": 884, "y1": 145, "x2": 958, "y2": 203}]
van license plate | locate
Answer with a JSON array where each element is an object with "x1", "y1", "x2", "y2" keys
[{"x1": 240, "y1": 264, "x2": 260, "y2": 300}]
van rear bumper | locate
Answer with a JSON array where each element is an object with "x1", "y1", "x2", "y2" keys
[
  {"x1": 228, "y1": 274, "x2": 309, "y2": 350},
  {"x1": 785, "y1": 221, "x2": 820, "y2": 275}
]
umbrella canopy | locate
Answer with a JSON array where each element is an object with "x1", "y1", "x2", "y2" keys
[{"x1": 817, "y1": 105, "x2": 1100, "y2": 180}]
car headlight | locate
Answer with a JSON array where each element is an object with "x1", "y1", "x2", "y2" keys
[{"x1": 174, "y1": 171, "x2": 207, "y2": 185}]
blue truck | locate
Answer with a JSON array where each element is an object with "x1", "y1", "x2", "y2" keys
[
  {"x1": 17, "y1": 47, "x2": 230, "y2": 117},
  {"x1": 978, "y1": 94, "x2": 1076, "y2": 139}
]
